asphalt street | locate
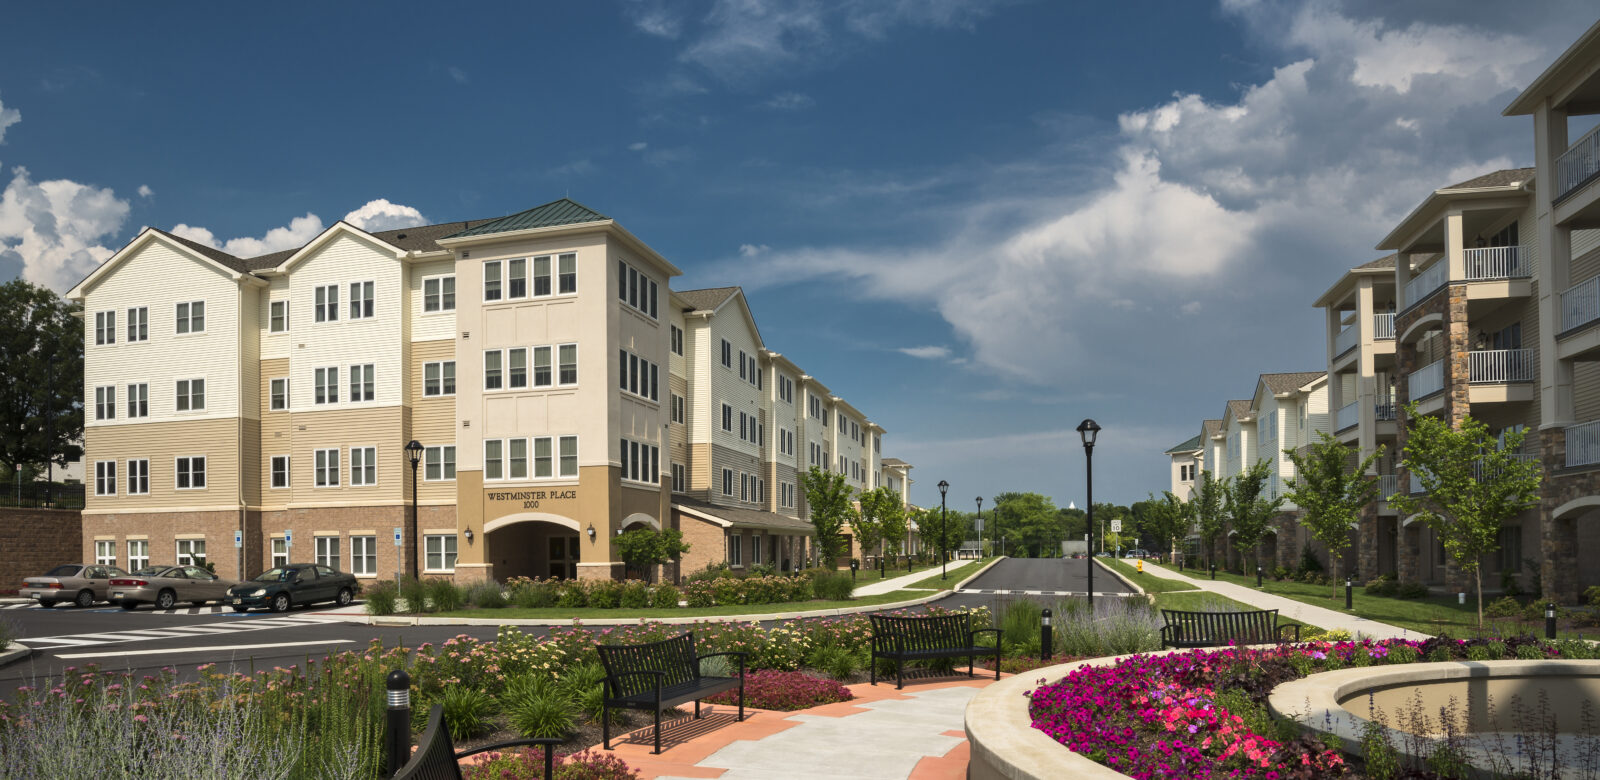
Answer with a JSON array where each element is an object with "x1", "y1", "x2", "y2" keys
[{"x1": 937, "y1": 557, "x2": 1135, "y2": 611}]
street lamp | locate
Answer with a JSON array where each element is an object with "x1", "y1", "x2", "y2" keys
[
  {"x1": 975, "y1": 496, "x2": 983, "y2": 559},
  {"x1": 938, "y1": 480, "x2": 949, "y2": 580},
  {"x1": 1077, "y1": 419, "x2": 1100, "y2": 607},
  {"x1": 404, "y1": 440, "x2": 423, "y2": 579}
]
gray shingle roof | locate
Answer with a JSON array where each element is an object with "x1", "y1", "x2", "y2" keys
[
  {"x1": 1227, "y1": 400, "x2": 1251, "y2": 420},
  {"x1": 881, "y1": 457, "x2": 910, "y2": 467},
  {"x1": 1261, "y1": 371, "x2": 1325, "y2": 394},
  {"x1": 153, "y1": 229, "x2": 251, "y2": 273},
  {"x1": 1445, "y1": 168, "x2": 1535, "y2": 190},
  {"x1": 673, "y1": 496, "x2": 815, "y2": 533},
  {"x1": 1165, "y1": 434, "x2": 1203, "y2": 454},
  {"x1": 1358, "y1": 254, "x2": 1397, "y2": 270},
  {"x1": 1202, "y1": 419, "x2": 1222, "y2": 438},
  {"x1": 676, "y1": 287, "x2": 741, "y2": 312},
  {"x1": 445, "y1": 198, "x2": 608, "y2": 239}
]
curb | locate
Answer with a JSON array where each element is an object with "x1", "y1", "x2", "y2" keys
[
  {"x1": 1095, "y1": 559, "x2": 1156, "y2": 605},
  {"x1": 352, "y1": 590, "x2": 954, "y2": 627},
  {"x1": 952, "y1": 557, "x2": 1004, "y2": 592},
  {"x1": 0, "y1": 643, "x2": 33, "y2": 669}
]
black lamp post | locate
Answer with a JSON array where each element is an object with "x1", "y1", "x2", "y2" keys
[
  {"x1": 404, "y1": 440, "x2": 423, "y2": 579},
  {"x1": 938, "y1": 480, "x2": 949, "y2": 580},
  {"x1": 975, "y1": 496, "x2": 984, "y2": 559},
  {"x1": 1077, "y1": 419, "x2": 1100, "y2": 607}
]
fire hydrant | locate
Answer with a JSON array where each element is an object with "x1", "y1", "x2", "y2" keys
[{"x1": 1137, "y1": 559, "x2": 1144, "y2": 574}]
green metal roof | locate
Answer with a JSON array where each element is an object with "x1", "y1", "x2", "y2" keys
[
  {"x1": 1164, "y1": 434, "x2": 1203, "y2": 454},
  {"x1": 445, "y1": 198, "x2": 608, "y2": 239}
]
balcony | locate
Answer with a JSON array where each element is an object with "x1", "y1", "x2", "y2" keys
[
  {"x1": 1336, "y1": 402, "x2": 1358, "y2": 432},
  {"x1": 1376, "y1": 399, "x2": 1396, "y2": 421},
  {"x1": 1562, "y1": 275, "x2": 1600, "y2": 333},
  {"x1": 1377, "y1": 474, "x2": 1398, "y2": 500},
  {"x1": 1556, "y1": 122, "x2": 1600, "y2": 202},
  {"x1": 1374, "y1": 313, "x2": 1395, "y2": 340},
  {"x1": 1404, "y1": 261, "x2": 1448, "y2": 308},
  {"x1": 1335, "y1": 325, "x2": 1358, "y2": 357},
  {"x1": 1568, "y1": 420, "x2": 1600, "y2": 468},
  {"x1": 1408, "y1": 358, "x2": 1445, "y2": 400},
  {"x1": 1463, "y1": 246, "x2": 1528, "y2": 281},
  {"x1": 1468, "y1": 349, "x2": 1534, "y2": 383}
]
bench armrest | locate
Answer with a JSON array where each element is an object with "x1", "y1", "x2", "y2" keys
[
  {"x1": 697, "y1": 651, "x2": 748, "y2": 676},
  {"x1": 455, "y1": 736, "x2": 565, "y2": 760},
  {"x1": 970, "y1": 628, "x2": 1002, "y2": 645},
  {"x1": 607, "y1": 669, "x2": 665, "y2": 698},
  {"x1": 1276, "y1": 623, "x2": 1300, "y2": 643}
]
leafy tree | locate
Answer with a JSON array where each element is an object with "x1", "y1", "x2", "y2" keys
[
  {"x1": 1388, "y1": 405, "x2": 1541, "y2": 627},
  {"x1": 1282, "y1": 432, "x2": 1383, "y2": 595},
  {"x1": 875, "y1": 488, "x2": 909, "y2": 562},
  {"x1": 1193, "y1": 470, "x2": 1227, "y2": 568},
  {"x1": 994, "y1": 492, "x2": 1060, "y2": 557},
  {"x1": 1141, "y1": 491, "x2": 1193, "y2": 563},
  {"x1": 1056, "y1": 506, "x2": 1087, "y2": 543},
  {"x1": 801, "y1": 466, "x2": 855, "y2": 567},
  {"x1": 613, "y1": 528, "x2": 690, "y2": 583},
  {"x1": 0, "y1": 280, "x2": 83, "y2": 483},
  {"x1": 1225, "y1": 460, "x2": 1283, "y2": 575},
  {"x1": 856, "y1": 486, "x2": 905, "y2": 568}
]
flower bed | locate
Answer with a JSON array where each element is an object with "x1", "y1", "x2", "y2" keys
[
  {"x1": 1028, "y1": 636, "x2": 1587, "y2": 779},
  {"x1": 703, "y1": 669, "x2": 853, "y2": 711}
]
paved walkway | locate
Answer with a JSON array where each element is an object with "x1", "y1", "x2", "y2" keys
[
  {"x1": 852, "y1": 559, "x2": 987, "y2": 597},
  {"x1": 1140, "y1": 562, "x2": 1422, "y2": 640}
]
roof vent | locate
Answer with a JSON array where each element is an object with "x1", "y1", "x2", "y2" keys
[{"x1": 395, "y1": 233, "x2": 407, "y2": 240}]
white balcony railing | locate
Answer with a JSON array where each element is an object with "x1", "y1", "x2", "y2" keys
[
  {"x1": 1373, "y1": 312, "x2": 1395, "y2": 340},
  {"x1": 1377, "y1": 474, "x2": 1398, "y2": 500},
  {"x1": 1405, "y1": 261, "x2": 1448, "y2": 307},
  {"x1": 1409, "y1": 358, "x2": 1445, "y2": 399},
  {"x1": 1335, "y1": 326, "x2": 1358, "y2": 356},
  {"x1": 1557, "y1": 122, "x2": 1600, "y2": 202},
  {"x1": 1562, "y1": 275, "x2": 1600, "y2": 333},
  {"x1": 1468, "y1": 349, "x2": 1535, "y2": 383},
  {"x1": 1474, "y1": 452, "x2": 1537, "y2": 482},
  {"x1": 1336, "y1": 402, "x2": 1358, "y2": 432},
  {"x1": 1463, "y1": 246, "x2": 1528, "y2": 280},
  {"x1": 1568, "y1": 420, "x2": 1600, "y2": 468}
]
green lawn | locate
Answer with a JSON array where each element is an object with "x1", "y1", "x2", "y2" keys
[
  {"x1": 1101, "y1": 558, "x2": 1199, "y2": 593},
  {"x1": 430, "y1": 589, "x2": 926, "y2": 620},
  {"x1": 1150, "y1": 589, "x2": 1315, "y2": 635},
  {"x1": 904, "y1": 557, "x2": 995, "y2": 589}
]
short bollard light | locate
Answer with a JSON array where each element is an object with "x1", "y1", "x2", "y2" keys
[
  {"x1": 851, "y1": 559, "x2": 859, "y2": 582},
  {"x1": 385, "y1": 669, "x2": 412, "y2": 776},
  {"x1": 1210, "y1": 562, "x2": 1216, "y2": 581},
  {"x1": 1041, "y1": 608, "x2": 1053, "y2": 662},
  {"x1": 1256, "y1": 566, "x2": 1263, "y2": 588},
  {"x1": 1345, "y1": 577, "x2": 1353, "y2": 610},
  {"x1": 1547, "y1": 603, "x2": 1558, "y2": 640}
]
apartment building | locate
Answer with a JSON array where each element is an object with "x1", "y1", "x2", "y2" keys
[
  {"x1": 1164, "y1": 434, "x2": 1201, "y2": 501},
  {"x1": 69, "y1": 198, "x2": 910, "y2": 584}
]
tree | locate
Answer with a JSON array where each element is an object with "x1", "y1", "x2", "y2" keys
[
  {"x1": 1282, "y1": 432, "x2": 1383, "y2": 595},
  {"x1": 857, "y1": 486, "x2": 905, "y2": 568},
  {"x1": 994, "y1": 492, "x2": 1059, "y2": 557},
  {"x1": 1141, "y1": 491, "x2": 1194, "y2": 563},
  {"x1": 801, "y1": 466, "x2": 855, "y2": 567},
  {"x1": 613, "y1": 527, "x2": 691, "y2": 582},
  {"x1": 0, "y1": 280, "x2": 83, "y2": 483},
  {"x1": 1388, "y1": 405, "x2": 1541, "y2": 628},
  {"x1": 1194, "y1": 471, "x2": 1227, "y2": 568},
  {"x1": 1226, "y1": 460, "x2": 1283, "y2": 575}
]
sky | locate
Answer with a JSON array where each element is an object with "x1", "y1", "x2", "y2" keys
[{"x1": 0, "y1": 0, "x2": 1595, "y2": 509}]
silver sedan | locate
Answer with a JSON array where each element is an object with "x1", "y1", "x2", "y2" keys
[
  {"x1": 110, "y1": 566, "x2": 239, "y2": 610},
  {"x1": 21, "y1": 564, "x2": 127, "y2": 608}
]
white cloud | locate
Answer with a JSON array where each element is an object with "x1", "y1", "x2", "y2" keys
[
  {"x1": 1181, "y1": 301, "x2": 1202, "y2": 315},
  {"x1": 0, "y1": 94, "x2": 18, "y2": 144},
  {"x1": 447, "y1": 66, "x2": 469, "y2": 85},
  {"x1": 171, "y1": 213, "x2": 324, "y2": 258},
  {"x1": 137, "y1": 184, "x2": 153, "y2": 198},
  {"x1": 343, "y1": 199, "x2": 429, "y2": 232},
  {"x1": 626, "y1": 0, "x2": 684, "y2": 39},
  {"x1": 548, "y1": 158, "x2": 597, "y2": 177},
  {"x1": 738, "y1": 243, "x2": 770, "y2": 257},
  {"x1": 628, "y1": 141, "x2": 649, "y2": 152},
  {"x1": 0, "y1": 166, "x2": 128, "y2": 292},
  {"x1": 763, "y1": 91, "x2": 814, "y2": 110},
  {"x1": 898, "y1": 345, "x2": 951, "y2": 360}
]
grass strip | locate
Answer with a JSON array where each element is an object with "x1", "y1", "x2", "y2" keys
[
  {"x1": 432, "y1": 589, "x2": 927, "y2": 620},
  {"x1": 1101, "y1": 558, "x2": 1199, "y2": 593},
  {"x1": 903, "y1": 557, "x2": 996, "y2": 590}
]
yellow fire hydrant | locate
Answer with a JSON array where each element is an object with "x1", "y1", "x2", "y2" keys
[{"x1": 1137, "y1": 559, "x2": 1144, "y2": 573}]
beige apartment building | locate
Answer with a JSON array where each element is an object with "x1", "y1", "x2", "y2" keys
[{"x1": 68, "y1": 199, "x2": 910, "y2": 585}]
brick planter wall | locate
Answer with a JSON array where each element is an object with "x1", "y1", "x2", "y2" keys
[{"x1": 0, "y1": 507, "x2": 83, "y2": 591}]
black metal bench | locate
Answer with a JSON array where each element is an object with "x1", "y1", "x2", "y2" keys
[
  {"x1": 869, "y1": 613, "x2": 1001, "y2": 690},
  {"x1": 1159, "y1": 608, "x2": 1300, "y2": 649},
  {"x1": 595, "y1": 631, "x2": 746, "y2": 754},
  {"x1": 393, "y1": 703, "x2": 563, "y2": 780}
]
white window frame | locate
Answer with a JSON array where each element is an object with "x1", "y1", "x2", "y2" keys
[
  {"x1": 671, "y1": 394, "x2": 685, "y2": 424},
  {"x1": 532, "y1": 254, "x2": 552, "y2": 297},
  {"x1": 721, "y1": 339, "x2": 732, "y2": 369},
  {"x1": 508, "y1": 347, "x2": 528, "y2": 389},
  {"x1": 127, "y1": 382, "x2": 148, "y2": 418},
  {"x1": 424, "y1": 534, "x2": 458, "y2": 572},
  {"x1": 351, "y1": 535, "x2": 377, "y2": 576},
  {"x1": 558, "y1": 435, "x2": 578, "y2": 478},
  {"x1": 483, "y1": 349, "x2": 503, "y2": 391},
  {"x1": 423, "y1": 361, "x2": 455, "y2": 397},
  {"x1": 350, "y1": 446, "x2": 377, "y2": 486},
  {"x1": 533, "y1": 437, "x2": 553, "y2": 479},
  {"x1": 315, "y1": 535, "x2": 341, "y2": 570},
  {"x1": 175, "y1": 300, "x2": 206, "y2": 334},
  {"x1": 94, "y1": 461, "x2": 117, "y2": 496},
  {"x1": 723, "y1": 468, "x2": 734, "y2": 496},
  {"x1": 508, "y1": 438, "x2": 529, "y2": 480},
  {"x1": 175, "y1": 456, "x2": 206, "y2": 490},
  {"x1": 95, "y1": 310, "x2": 116, "y2": 345},
  {"x1": 557, "y1": 343, "x2": 578, "y2": 387},
  {"x1": 269, "y1": 300, "x2": 289, "y2": 333},
  {"x1": 722, "y1": 403, "x2": 733, "y2": 432},
  {"x1": 672, "y1": 462, "x2": 686, "y2": 492},
  {"x1": 95, "y1": 540, "x2": 117, "y2": 567},
  {"x1": 348, "y1": 363, "x2": 375, "y2": 402},
  {"x1": 314, "y1": 285, "x2": 339, "y2": 323},
  {"x1": 127, "y1": 306, "x2": 148, "y2": 343},
  {"x1": 94, "y1": 385, "x2": 116, "y2": 421},
  {"x1": 270, "y1": 538, "x2": 288, "y2": 568},
  {"x1": 127, "y1": 458, "x2": 149, "y2": 495},
  {"x1": 483, "y1": 260, "x2": 503, "y2": 302},
  {"x1": 424, "y1": 445, "x2": 456, "y2": 481},
  {"x1": 422, "y1": 275, "x2": 456, "y2": 313},
  {"x1": 670, "y1": 324, "x2": 684, "y2": 356},
  {"x1": 175, "y1": 378, "x2": 205, "y2": 412},
  {"x1": 484, "y1": 439, "x2": 504, "y2": 481},
  {"x1": 348, "y1": 280, "x2": 375, "y2": 320},
  {"x1": 727, "y1": 533, "x2": 742, "y2": 567},
  {"x1": 176, "y1": 539, "x2": 207, "y2": 567},
  {"x1": 314, "y1": 367, "x2": 339, "y2": 405},
  {"x1": 533, "y1": 346, "x2": 552, "y2": 387},
  {"x1": 271, "y1": 455, "x2": 290, "y2": 489},
  {"x1": 270, "y1": 378, "x2": 289, "y2": 411},
  {"x1": 508, "y1": 257, "x2": 528, "y2": 299},
  {"x1": 127, "y1": 540, "x2": 150, "y2": 571},
  {"x1": 313, "y1": 448, "x2": 340, "y2": 488},
  {"x1": 558, "y1": 253, "x2": 577, "y2": 295}
]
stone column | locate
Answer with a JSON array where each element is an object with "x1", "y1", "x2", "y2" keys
[
  {"x1": 1398, "y1": 522, "x2": 1421, "y2": 585},
  {"x1": 1357, "y1": 502, "x2": 1380, "y2": 581},
  {"x1": 1445, "y1": 286, "x2": 1472, "y2": 426},
  {"x1": 1540, "y1": 427, "x2": 1582, "y2": 604}
]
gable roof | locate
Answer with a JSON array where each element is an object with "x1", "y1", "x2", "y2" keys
[
  {"x1": 881, "y1": 457, "x2": 911, "y2": 468},
  {"x1": 1226, "y1": 400, "x2": 1252, "y2": 422},
  {"x1": 445, "y1": 198, "x2": 608, "y2": 239},
  {"x1": 1165, "y1": 434, "x2": 1203, "y2": 454},
  {"x1": 676, "y1": 286, "x2": 741, "y2": 312},
  {"x1": 1358, "y1": 254, "x2": 1397, "y2": 270},
  {"x1": 1261, "y1": 371, "x2": 1325, "y2": 395},
  {"x1": 1444, "y1": 167, "x2": 1535, "y2": 191},
  {"x1": 153, "y1": 229, "x2": 252, "y2": 273},
  {"x1": 1203, "y1": 419, "x2": 1222, "y2": 438}
]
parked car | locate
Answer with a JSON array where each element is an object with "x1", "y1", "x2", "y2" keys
[
  {"x1": 21, "y1": 564, "x2": 128, "y2": 608},
  {"x1": 1125, "y1": 549, "x2": 1151, "y2": 560},
  {"x1": 226, "y1": 563, "x2": 357, "y2": 613},
  {"x1": 110, "y1": 565, "x2": 239, "y2": 610}
]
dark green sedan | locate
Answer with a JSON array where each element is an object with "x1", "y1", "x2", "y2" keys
[{"x1": 226, "y1": 563, "x2": 358, "y2": 613}]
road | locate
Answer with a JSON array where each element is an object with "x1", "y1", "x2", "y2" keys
[{"x1": 937, "y1": 557, "x2": 1135, "y2": 611}]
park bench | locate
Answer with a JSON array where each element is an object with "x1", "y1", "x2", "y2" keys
[
  {"x1": 595, "y1": 632, "x2": 746, "y2": 754},
  {"x1": 1159, "y1": 608, "x2": 1300, "y2": 649},
  {"x1": 393, "y1": 703, "x2": 562, "y2": 780},
  {"x1": 869, "y1": 613, "x2": 1002, "y2": 690}
]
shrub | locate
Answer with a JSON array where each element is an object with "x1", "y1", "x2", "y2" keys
[
  {"x1": 364, "y1": 581, "x2": 397, "y2": 616},
  {"x1": 686, "y1": 562, "x2": 733, "y2": 583},
  {"x1": 683, "y1": 580, "x2": 714, "y2": 608},
  {"x1": 466, "y1": 581, "x2": 508, "y2": 609},
  {"x1": 464, "y1": 749, "x2": 643, "y2": 780},
  {"x1": 587, "y1": 579, "x2": 622, "y2": 609},
  {"x1": 504, "y1": 674, "x2": 575, "y2": 739},
  {"x1": 0, "y1": 617, "x2": 14, "y2": 650},
  {"x1": 810, "y1": 570, "x2": 854, "y2": 601},
  {"x1": 704, "y1": 670, "x2": 853, "y2": 711},
  {"x1": 748, "y1": 562, "x2": 777, "y2": 577},
  {"x1": 1298, "y1": 544, "x2": 1323, "y2": 574},
  {"x1": 1485, "y1": 595, "x2": 1523, "y2": 619},
  {"x1": 808, "y1": 645, "x2": 860, "y2": 680},
  {"x1": 712, "y1": 577, "x2": 745, "y2": 605},
  {"x1": 1585, "y1": 584, "x2": 1600, "y2": 610},
  {"x1": 1396, "y1": 581, "x2": 1429, "y2": 599},
  {"x1": 556, "y1": 581, "x2": 588, "y2": 609},
  {"x1": 439, "y1": 685, "x2": 496, "y2": 741},
  {"x1": 511, "y1": 578, "x2": 558, "y2": 609},
  {"x1": 618, "y1": 580, "x2": 651, "y2": 609},
  {"x1": 427, "y1": 578, "x2": 465, "y2": 612},
  {"x1": 997, "y1": 599, "x2": 1043, "y2": 658},
  {"x1": 651, "y1": 584, "x2": 680, "y2": 609},
  {"x1": 400, "y1": 575, "x2": 429, "y2": 613},
  {"x1": 1364, "y1": 574, "x2": 1399, "y2": 597}
]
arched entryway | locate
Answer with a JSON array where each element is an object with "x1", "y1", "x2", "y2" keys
[{"x1": 484, "y1": 513, "x2": 582, "y2": 581}]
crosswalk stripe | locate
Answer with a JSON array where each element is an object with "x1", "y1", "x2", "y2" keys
[
  {"x1": 56, "y1": 639, "x2": 356, "y2": 660},
  {"x1": 21, "y1": 615, "x2": 335, "y2": 650}
]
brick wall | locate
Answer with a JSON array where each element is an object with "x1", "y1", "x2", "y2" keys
[{"x1": 1, "y1": 508, "x2": 83, "y2": 591}]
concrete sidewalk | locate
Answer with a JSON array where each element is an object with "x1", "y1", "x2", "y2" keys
[
  {"x1": 852, "y1": 559, "x2": 987, "y2": 597},
  {"x1": 1142, "y1": 562, "x2": 1421, "y2": 640}
]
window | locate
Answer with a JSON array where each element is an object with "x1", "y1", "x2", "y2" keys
[
  {"x1": 94, "y1": 461, "x2": 116, "y2": 496},
  {"x1": 314, "y1": 367, "x2": 339, "y2": 404},
  {"x1": 119, "y1": 382, "x2": 145, "y2": 419},
  {"x1": 741, "y1": 472, "x2": 750, "y2": 501},
  {"x1": 509, "y1": 348, "x2": 528, "y2": 389},
  {"x1": 727, "y1": 533, "x2": 742, "y2": 567},
  {"x1": 316, "y1": 536, "x2": 341, "y2": 570},
  {"x1": 533, "y1": 346, "x2": 552, "y2": 387},
  {"x1": 174, "y1": 300, "x2": 205, "y2": 334},
  {"x1": 672, "y1": 463, "x2": 686, "y2": 492},
  {"x1": 423, "y1": 275, "x2": 456, "y2": 312},
  {"x1": 127, "y1": 540, "x2": 149, "y2": 571},
  {"x1": 271, "y1": 455, "x2": 290, "y2": 488},
  {"x1": 176, "y1": 539, "x2": 207, "y2": 567},
  {"x1": 485, "y1": 440, "x2": 504, "y2": 480},
  {"x1": 670, "y1": 324, "x2": 684, "y2": 356},
  {"x1": 1498, "y1": 527, "x2": 1522, "y2": 575},
  {"x1": 270, "y1": 378, "x2": 288, "y2": 410},
  {"x1": 484, "y1": 350, "x2": 503, "y2": 390},
  {"x1": 752, "y1": 534, "x2": 763, "y2": 565},
  {"x1": 739, "y1": 350, "x2": 747, "y2": 380},
  {"x1": 127, "y1": 306, "x2": 148, "y2": 342},
  {"x1": 509, "y1": 438, "x2": 528, "y2": 480},
  {"x1": 426, "y1": 535, "x2": 458, "y2": 571},
  {"x1": 533, "y1": 255, "x2": 552, "y2": 296},
  {"x1": 95, "y1": 311, "x2": 116, "y2": 345},
  {"x1": 620, "y1": 439, "x2": 660, "y2": 484},
  {"x1": 617, "y1": 260, "x2": 627, "y2": 301},
  {"x1": 620, "y1": 350, "x2": 657, "y2": 401},
  {"x1": 484, "y1": 260, "x2": 502, "y2": 301},
  {"x1": 424, "y1": 361, "x2": 455, "y2": 396},
  {"x1": 269, "y1": 300, "x2": 289, "y2": 333},
  {"x1": 874, "y1": 434, "x2": 881, "y2": 453},
  {"x1": 722, "y1": 404, "x2": 733, "y2": 432},
  {"x1": 508, "y1": 258, "x2": 527, "y2": 298},
  {"x1": 350, "y1": 446, "x2": 376, "y2": 486},
  {"x1": 424, "y1": 445, "x2": 456, "y2": 481},
  {"x1": 839, "y1": 414, "x2": 847, "y2": 434},
  {"x1": 779, "y1": 375, "x2": 793, "y2": 403},
  {"x1": 349, "y1": 363, "x2": 374, "y2": 402},
  {"x1": 739, "y1": 412, "x2": 748, "y2": 441},
  {"x1": 313, "y1": 449, "x2": 340, "y2": 487},
  {"x1": 558, "y1": 253, "x2": 577, "y2": 294},
  {"x1": 723, "y1": 468, "x2": 734, "y2": 496},
  {"x1": 721, "y1": 339, "x2": 732, "y2": 368},
  {"x1": 270, "y1": 539, "x2": 288, "y2": 568},
  {"x1": 349, "y1": 281, "x2": 374, "y2": 319},
  {"x1": 671, "y1": 394, "x2": 685, "y2": 424},
  {"x1": 521, "y1": 436, "x2": 546, "y2": 478},
  {"x1": 95, "y1": 386, "x2": 116, "y2": 421},
  {"x1": 176, "y1": 378, "x2": 205, "y2": 411},
  {"x1": 314, "y1": 285, "x2": 339, "y2": 323},
  {"x1": 127, "y1": 459, "x2": 148, "y2": 495},
  {"x1": 558, "y1": 344, "x2": 578, "y2": 386},
  {"x1": 351, "y1": 536, "x2": 377, "y2": 576},
  {"x1": 95, "y1": 540, "x2": 116, "y2": 567},
  {"x1": 559, "y1": 436, "x2": 578, "y2": 477},
  {"x1": 747, "y1": 355, "x2": 758, "y2": 386}
]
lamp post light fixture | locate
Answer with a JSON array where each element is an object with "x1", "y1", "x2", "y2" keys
[
  {"x1": 975, "y1": 496, "x2": 984, "y2": 559},
  {"x1": 404, "y1": 440, "x2": 423, "y2": 579},
  {"x1": 1077, "y1": 419, "x2": 1100, "y2": 607},
  {"x1": 938, "y1": 480, "x2": 949, "y2": 580}
]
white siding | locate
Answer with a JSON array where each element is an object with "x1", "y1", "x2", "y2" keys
[
  {"x1": 408, "y1": 258, "x2": 457, "y2": 343},
  {"x1": 288, "y1": 232, "x2": 405, "y2": 410}
]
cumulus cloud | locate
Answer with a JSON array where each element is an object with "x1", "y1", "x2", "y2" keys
[
  {"x1": 0, "y1": 166, "x2": 128, "y2": 292},
  {"x1": 0, "y1": 94, "x2": 18, "y2": 144},
  {"x1": 898, "y1": 345, "x2": 951, "y2": 360},
  {"x1": 343, "y1": 198, "x2": 429, "y2": 232},
  {"x1": 738, "y1": 243, "x2": 770, "y2": 257},
  {"x1": 171, "y1": 199, "x2": 429, "y2": 259},
  {"x1": 446, "y1": 66, "x2": 469, "y2": 84},
  {"x1": 137, "y1": 184, "x2": 153, "y2": 198},
  {"x1": 628, "y1": 141, "x2": 649, "y2": 152}
]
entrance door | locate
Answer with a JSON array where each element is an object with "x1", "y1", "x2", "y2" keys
[{"x1": 548, "y1": 536, "x2": 578, "y2": 580}]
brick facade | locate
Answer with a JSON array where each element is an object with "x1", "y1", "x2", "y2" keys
[{"x1": 3, "y1": 508, "x2": 83, "y2": 590}]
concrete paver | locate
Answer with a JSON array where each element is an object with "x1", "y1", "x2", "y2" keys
[{"x1": 1141, "y1": 562, "x2": 1421, "y2": 639}]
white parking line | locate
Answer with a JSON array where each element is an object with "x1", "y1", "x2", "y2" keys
[{"x1": 55, "y1": 639, "x2": 356, "y2": 660}]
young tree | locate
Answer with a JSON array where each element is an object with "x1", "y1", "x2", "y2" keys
[
  {"x1": 0, "y1": 280, "x2": 83, "y2": 484},
  {"x1": 1141, "y1": 491, "x2": 1194, "y2": 563},
  {"x1": 1282, "y1": 432, "x2": 1383, "y2": 595},
  {"x1": 857, "y1": 486, "x2": 905, "y2": 570},
  {"x1": 1388, "y1": 406, "x2": 1541, "y2": 628},
  {"x1": 801, "y1": 466, "x2": 855, "y2": 568},
  {"x1": 613, "y1": 527, "x2": 691, "y2": 582},
  {"x1": 995, "y1": 492, "x2": 1059, "y2": 557},
  {"x1": 1194, "y1": 471, "x2": 1227, "y2": 568},
  {"x1": 1226, "y1": 460, "x2": 1283, "y2": 575}
]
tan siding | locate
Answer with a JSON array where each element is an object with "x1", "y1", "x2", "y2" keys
[
  {"x1": 242, "y1": 421, "x2": 262, "y2": 507},
  {"x1": 410, "y1": 339, "x2": 458, "y2": 503},
  {"x1": 259, "y1": 358, "x2": 292, "y2": 508},
  {"x1": 288, "y1": 406, "x2": 406, "y2": 506},
  {"x1": 85, "y1": 418, "x2": 241, "y2": 511},
  {"x1": 1576, "y1": 362, "x2": 1600, "y2": 422}
]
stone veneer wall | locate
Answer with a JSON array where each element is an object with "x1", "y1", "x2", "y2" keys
[
  {"x1": 1393, "y1": 284, "x2": 1471, "y2": 586},
  {"x1": 1539, "y1": 426, "x2": 1598, "y2": 604},
  {"x1": 2, "y1": 507, "x2": 82, "y2": 591}
]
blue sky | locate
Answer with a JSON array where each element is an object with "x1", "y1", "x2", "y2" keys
[{"x1": 0, "y1": 1, "x2": 1594, "y2": 508}]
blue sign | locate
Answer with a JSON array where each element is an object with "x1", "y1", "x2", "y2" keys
[
  {"x1": 284, "y1": 529, "x2": 293, "y2": 546},
  {"x1": 393, "y1": 527, "x2": 403, "y2": 547},
  {"x1": 234, "y1": 530, "x2": 243, "y2": 548}
]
